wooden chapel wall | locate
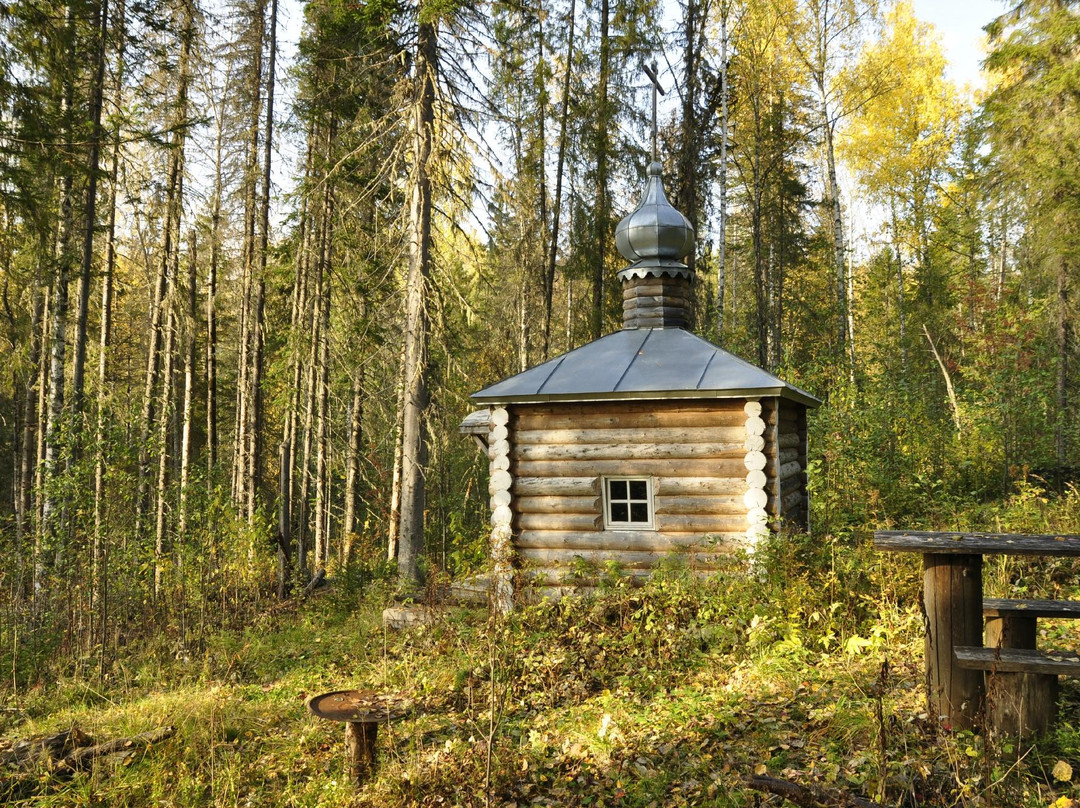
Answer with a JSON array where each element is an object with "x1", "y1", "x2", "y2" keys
[{"x1": 509, "y1": 400, "x2": 751, "y2": 584}]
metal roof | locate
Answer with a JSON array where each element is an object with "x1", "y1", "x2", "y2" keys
[{"x1": 471, "y1": 328, "x2": 821, "y2": 407}]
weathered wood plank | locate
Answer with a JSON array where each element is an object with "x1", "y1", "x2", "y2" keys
[
  {"x1": 513, "y1": 426, "x2": 746, "y2": 445},
  {"x1": 516, "y1": 530, "x2": 741, "y2": 552},
  {"x1": 983, "y1": 598, "x2": 1080, "y2": 619},
  {"x1": 876, "y1": 531, "x2": 1080, "y2": 557},
  {"x1": 955, "y1": 646, "x2": 1080, "y2": 676}
]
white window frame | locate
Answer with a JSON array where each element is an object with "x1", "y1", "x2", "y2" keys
[{"x1": 602, "y1": 476, "x2": 655, "y2": 530}]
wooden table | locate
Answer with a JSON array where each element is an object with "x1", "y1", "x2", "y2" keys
[{"x1": 874, "y1": 530, "x2": 1080, "y2": 732}]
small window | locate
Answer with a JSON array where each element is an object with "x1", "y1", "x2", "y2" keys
[{"x1": 604, "y1": 477, "x2": 654, "y2": 529}]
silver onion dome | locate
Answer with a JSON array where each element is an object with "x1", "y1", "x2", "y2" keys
[{"x1": 614, "y1": 161, "x2": 695, "y2": 278}]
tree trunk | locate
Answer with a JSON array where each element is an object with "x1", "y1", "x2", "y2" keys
[
  {"x1": 1055, "y1": 258, "x2": 1070, "y2": 466},
  {"x1": 92, "y1": 0, "x2": 125, "y2": 654},
  {"x1": 41, "y1": 2, "x2": 79, "y2": 575},
  {"x1": 542, "y1": 0, "x2": 575, "y2": 360},
  {"x1": 342, "y1": 371, "x2": 363, "y2": 552},
  {"x1": 154, "y1": 307, "x2": 176, "y2": 599},
  {"x1": 32, "y1": 284, "x2": 51, "y2": 598},
  {"x1": 137, "y1": 0, "x2": 192, "y2": 538},
  {"x1": 313, "y1": 259, "x2": 331, "y2": 570},
  {"x1": 396, "y1": 15, "x2": 438, "y2": 586},
  {"x1": 716, "y1": 3, "x2": 729, "y2": 337},
  {"x1": 71, "y1": 0, "x2": 111, "y2": 423},
  {"x1": 17, "y1": 279, "x2": 45, "y2": 599},
  {"x1": 178, "y1": 232, "x2": 198, "y2": 539},
  {"x1": 590, "y1": 0, "x2": 610, "y2": 341},
  {"x1": 246, "y1": 0, "x2": 278, "y2": 526},
  {"x1": 233, "y1": 0, "x2": 267, "y2": 511}
]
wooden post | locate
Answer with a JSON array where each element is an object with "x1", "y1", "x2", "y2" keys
[
  {"x1": 984, "y1": 613, "x2": 1058, "y2": 736},
  {"x1": 923, "y1": 554, "x2": 983, "y2": 730},
  {"x1": 344, "y1": 721, "x2": 378, "y2": 785}
]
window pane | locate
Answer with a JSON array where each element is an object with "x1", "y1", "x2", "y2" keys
[
  {"x1": 609, "y1": 480, "x2": 627, "y2": 500},
  {"x1": 628, "y1": 480, "x2": 648, "y2": 500},
  {"x1": 611, "y1": 502, "x2": 629, "y2": 522},
  {"x1": 630, "y1": 502, "x2": 649, "y2": 522}
]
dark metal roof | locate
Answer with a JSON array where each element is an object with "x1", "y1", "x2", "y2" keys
[{"x1": 471, "y1": 328, "x2": 821, "y2": 407}]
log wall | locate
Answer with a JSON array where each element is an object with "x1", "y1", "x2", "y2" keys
[
  {"x1": 510, "y1": 400, "x2": 751, "y2": 582},
  {"x1": 775, "y1": 397, "x2": 808, "y2": 530}
]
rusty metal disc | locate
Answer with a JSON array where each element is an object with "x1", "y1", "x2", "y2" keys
[{"x1": 306, "y1": 690, "x2": 411, "y2": 724}]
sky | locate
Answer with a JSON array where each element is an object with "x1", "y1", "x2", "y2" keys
[{"x1": 910, "y1": 0, "x2": 1007, "y2": 90}]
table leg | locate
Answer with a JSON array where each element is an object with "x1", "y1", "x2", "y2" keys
[{"x1": 923, "y1": 553, "x2": 983, "y2": 730}]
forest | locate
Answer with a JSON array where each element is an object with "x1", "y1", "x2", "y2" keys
[{"x1": 1, "y1": 0, "x2": 1080, "y2": 805}]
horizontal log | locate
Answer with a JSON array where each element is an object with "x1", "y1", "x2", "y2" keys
[
  {"x1": 515, "y1": 458, "x2": 754, "y2": 478},
  {"x1": 513, "y1": 442, "x2": 744, "y2": 462},
  {"x1": 656, "y1": 514, "x2": 749, "y2": 533},
  {"x1": 654, "y1": 494, "x2": 745, "y2": 514},
  {"x1": 657, "y1": 477, "x2": 748, "y2": 495},
  {"x1": 764, "y1": 408, "x2": 800, "y2": 425},
  {"x1": 513, "y1": 477, "x2": 598, "y2": 496},
  {"x1": 515, "y1": 495, "x2": 601, "y2": 514},
  {"x1": 518, "y1": 547, "x2": 737, "y2": 569},
  {"x1": 779, "y1": 477, "x2": 805, "y2": 496},
  {"x1": 518, "y1": 513, "x2": 602, "y2": 531},
  {"x1": 780, "y1": 490, "x2": 806, "y2": 513},
  {"x1": 777, "y1": 432, "x2": 801, "y2": 449},
  {"x1": 513, "y1": 426, "x2": 746, "y2": 446},
  {"x1": 513, "y1": 404, "x2": 745, "y2": 431},
  {"x1": 516, "y1": 529, "x2": 741, "y2": 552},
  {"x1": 775, "y1": 460, "x2": 802, "y2": 480},
  {"x1": 778, "y1": 447, "x2": 800, "y2": 464}
]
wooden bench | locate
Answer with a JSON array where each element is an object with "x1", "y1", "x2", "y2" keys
[
  {"x1": 954, "y1": 646, "x2": 1080, "y2": 735},
  {"x1": 873, "y1": 530, "x2": 1080, "y2": 734},
  {"x1": 967, "y1": 598, "x2": 1080, "y2": 734}
]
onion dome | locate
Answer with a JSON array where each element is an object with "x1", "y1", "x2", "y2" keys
[{"x1": 614, "y1": 161, "x2": 695, "y2": 280}]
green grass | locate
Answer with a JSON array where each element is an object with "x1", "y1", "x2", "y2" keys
[{"x1": 3, "y1": 537, "x2": 1080, "y2": 807}]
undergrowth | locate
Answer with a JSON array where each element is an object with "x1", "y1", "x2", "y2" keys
[{"x1": 2, "y1": 516, "x2": 1080, "y2": 807}]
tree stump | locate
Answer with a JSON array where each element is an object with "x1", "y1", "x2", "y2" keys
[{"x1": 306, "y1": 690, "x2": 411, "y2": 786}]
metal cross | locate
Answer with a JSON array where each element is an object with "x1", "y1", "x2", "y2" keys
[{"x1": 642, "y1": 61, "x2": 665, "y2": 163}]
